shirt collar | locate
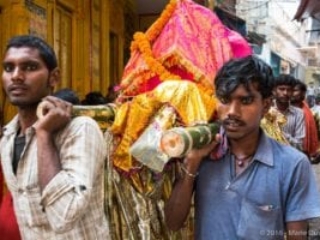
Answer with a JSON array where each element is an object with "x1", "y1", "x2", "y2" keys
[
  {"x1": 273, "y1": 99, "x2": 296, "y2": 115},
  {"x1": 252, "y1": 130, "x2": 274, "y2": 167},
  {"x1": 212, "y1": 128, "x2": 274, "y2": 167},
  {"x1": 2, "y1": 115, "x2": 37, "y2": 137},
  {"x1": 2, "y1": 115, "x2": 20, "y2": 136}
]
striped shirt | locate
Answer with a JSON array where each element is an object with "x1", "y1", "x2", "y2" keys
[
  {"x1": 275, "y1": 105, "x2": 305, "y2": 150},
  {"x1": 0, "y1": 116, "x2": 110, "y2": 240}
]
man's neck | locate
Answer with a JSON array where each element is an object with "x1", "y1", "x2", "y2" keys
[
  {"x1": 275, "y1": 101, "x2": 290, "y2": 113},
  {"x1": 18, "y1": 109, "x2": 38, "y2": 135},
  {"x1": 291, "y1": 101, "x2": 303, "y2": 108},
  {"x1": 229, "y1": 129, "x2": 260, "y2": 158}
]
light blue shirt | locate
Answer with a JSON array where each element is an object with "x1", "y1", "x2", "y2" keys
[
  {"x1": 276, "y1": 105, "x2": 305, "y2": 150},
  {"x1": 195, "y1": 131, "x2": 320, "y2": 240}
]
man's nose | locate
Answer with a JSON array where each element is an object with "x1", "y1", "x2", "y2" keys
[
  {"x1": 227, "y1": 101, "x2": 241, "y2": 118},
  {"x1": 283, "y1": 89, "x2": 291, "y2": 96},
  {"x1": 11, "y1": 67, "x2": 24, "y2": 82}
]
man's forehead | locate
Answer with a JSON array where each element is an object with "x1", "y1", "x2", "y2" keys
[
  {"x1": 276, "y1": 84, "x2": 292, "y2": 89},
  {"x1": 5, "y1": 46, "x2": 40, "y2": 56},
  {"x1": 231, "y1": 83, "x2": 259, "y2": 96},
  {"x1": 3, "y1": 47, "x2": 42, "y2": 62}
]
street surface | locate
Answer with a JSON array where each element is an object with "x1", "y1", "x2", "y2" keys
[{"x1": 309, "y1": 164, "x2": 320, "y2": 240}]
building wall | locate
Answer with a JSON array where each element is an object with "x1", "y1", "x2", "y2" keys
[
  {"x1": 0, "y1": 0, "x2": 135, "y2": 123},
  {"x1": 237, "y1": 0, "x2": 308, "y2": 77}
]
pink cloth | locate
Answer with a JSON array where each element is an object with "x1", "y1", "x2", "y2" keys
[{"x1": 120, "y1": 0, "x2": 252, "y2": 96}]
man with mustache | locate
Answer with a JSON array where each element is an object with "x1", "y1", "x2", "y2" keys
[
  {"x1": 0, "y1": 35, "x2": 109, "y2": 239},
  {"x1": 291, "y1": 80, "x2": 319, "y2": 160},
  {"x1": 272, "y1": 74, "x2": 305, "y2": 151},
  {"x1": 164, "y1": 55, "x2": 320, "y2": 239}
]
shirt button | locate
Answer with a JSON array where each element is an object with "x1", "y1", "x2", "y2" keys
[{"x1": 18, "y1": 189, "x2": 27, "y2": 195}]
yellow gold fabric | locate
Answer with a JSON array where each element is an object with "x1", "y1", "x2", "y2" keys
[
  {"x1": 104, "y1": 130, "x2": 195, "y2": 239},
  {"x1": 261, "y1": 107, "x2": 289, "y2": 144},
  {"x1": 130, "y1": 106, "x2": 177, "y2": 172},
  {"x1": 111, "y1": 80, "x2": 217, "y2": 173}
]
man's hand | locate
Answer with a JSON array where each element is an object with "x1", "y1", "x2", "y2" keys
[
  {"x1": 35, "y1": 96, "x2": 72, "y2": 191},
  {"x1": 35, "y1": 96, "x2": 72, "y2": 134},
  {"x1": 183, "y1": 134, "x2": 221, "y2": 176}
]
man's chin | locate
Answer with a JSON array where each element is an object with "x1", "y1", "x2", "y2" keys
[
  {"x1": 11, "y1": 100, "x2": 39, "y2": 108},
  {"x1": 226, "y1": 131, "x2": 243, "y2": 140}
]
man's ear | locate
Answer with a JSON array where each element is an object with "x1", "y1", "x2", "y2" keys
[
  {"x1": 262, "y1": 97, "x2": 272, "y2": 115},
  {"x1": 48, "y1": 67, "x2": 60, "y2": 88}
]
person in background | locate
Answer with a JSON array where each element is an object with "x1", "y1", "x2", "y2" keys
[
  {"x1": 312, "y1": 95, "x2": 320, "y2": 116},
  {"x1": 164, "y1": 55, "x2": 320, "y2": 239},
  {"x1": 306, "y1": 82, "x2": 316, "y2": 108},
  {"x1": 272, "y1": 74, "x2": 305, "y2": 151},
  {"x1": 311, "y1": 95, "x2": 320, "y2": 164},
  {"x1": 0, "y1": 35, "x2": 109, "y2": 239},
  {"x1": 105, "y1": 84, "x2": 119, "y2": 103},
  {"x1": 81, "y1": 91, "x2": 107, "y2": 105},
  {"x1": 291, "y1": 80, "x2": 319, "y2": 161},
  {"x1": 52, "y1": 88, "x2": 80, "y2": 105}
]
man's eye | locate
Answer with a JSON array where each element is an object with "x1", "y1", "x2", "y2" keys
[
  {"x1": 241, "y1": 97, "x2": 253, "y2": 104},
  {"x1": 218, "y1": 96, "x2": 229, "y2": 104},
  {"x1": 24, "y1": 63, "x2": 38, "y2": 71},
  {"x1": 3, "y1": 64, "x2": 14, "y2": 72}
]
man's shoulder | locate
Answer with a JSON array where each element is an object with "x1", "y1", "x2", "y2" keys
[
  {"x1": 62, "y1": 116, "x2": 103, "y2": 135},
  {"x1": 70, "y1": 115, "x2": 98, "y2": 124},
  {"x1": 289, "y1": 105, "x2": 303, "y2": 114},
  {"x1": 265, "y1": 135, "x2": 306, "y2": 162},
  {"x1": 288, "y1": 106, "x2": 304, "y2": 120}
]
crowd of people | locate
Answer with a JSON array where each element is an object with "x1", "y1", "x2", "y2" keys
[
  {"x1": 52, "y1": 88, "x2": 117, "y2": 106},
  {"x1": 0, "y1": 35, "x2": 320, "y2": 239}
]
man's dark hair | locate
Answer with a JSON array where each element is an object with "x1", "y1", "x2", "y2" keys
[
  {"x1": 53, "y1": 88, "x2": 80, "y2": 105},
  {"x1": 293, "y1": 79, "x2": 307, "y2": 93},
  {"x1": 5, "y1": 35, "x2": 57, "y2": 72},
  {"x1": 273, "y1": 74, "x2": 296, "y2": 88},
  {"x1": 214, "y1": 55, "x2": 274, "y2": 99},
  {"x1": 81, "y1": 91, "x2": 107, "y2": 105}
]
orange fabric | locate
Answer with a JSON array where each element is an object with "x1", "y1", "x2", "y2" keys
[{"x1": 302, "y1": 101, "x2": 319, "y2": 156}]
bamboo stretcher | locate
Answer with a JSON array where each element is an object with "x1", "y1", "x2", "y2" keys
[{"x1": 36, "y1": 100, "x2": 288, "y2": 240}]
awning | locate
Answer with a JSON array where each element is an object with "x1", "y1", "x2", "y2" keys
[
  {"x1": 294, "y1": 0, "x2": 320, "y2": 21},
  {"x1": 214, "y1": 7, "x2": 247, "y2": 37},
  {"x1": 247, "y1": 31, "x2": 266, "y2": 46}
]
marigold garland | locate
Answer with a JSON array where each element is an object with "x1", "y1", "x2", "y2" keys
[{"x1": 129, "y1": 0, "x2": 181, "y2": 82}]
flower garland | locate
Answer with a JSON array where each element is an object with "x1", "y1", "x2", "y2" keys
[{"x1": 130, "y1": 0, "x2": 181, "y2": 81}]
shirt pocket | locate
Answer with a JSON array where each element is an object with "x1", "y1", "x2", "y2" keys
[
  {"x1": 26, "y1": 186, "x2": 49, "y2": 228},
  {"x1": 237, "y1": 198, "x2": 283, "y2": 240}
]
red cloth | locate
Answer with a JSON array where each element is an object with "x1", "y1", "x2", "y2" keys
[
  {"x1": 0, "y1": 192, "x2": 21, "y2": 240},
  {"x1": 0, "y1": 166, "x2": 3, "y2": 204},
  {"x1": 302, "y1": 101, "x2": 319, "y2": 156}
]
